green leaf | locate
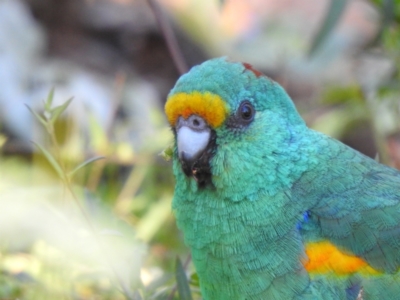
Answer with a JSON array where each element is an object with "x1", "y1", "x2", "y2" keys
[
  {"x1": 25, "y1": 104, "x2": 47, "y2": 127},
  {"x1": 322, "y1": 85, "x2": 363, "y2": 105},
  {"x1": 368, "y1": 0, "x2": 395, "y2": 46},
  {"x1": 32, "y1": 141, "x2": 65, "y2": 180},
  {"x1": 308, "y1": 0, "x2": 348, "y2": 57},
  {"x1": 68, "y1": 156, "x2": 105, "y2": 179},
  {"x1": 44, "y1": 87, "x2": 55, "y2": 112},
  {"x1": 175, "y1": 257, "x2": 192, "y2": 300},
  {"x1": 160, "y1": 145, "x2": 173, "y2": 162},
  {"x1": 190, "y1": 272, "x2": 200, "y2": 288},
  {"x1": 50, "y1": 97, "x2": 73, "y2": 124}
]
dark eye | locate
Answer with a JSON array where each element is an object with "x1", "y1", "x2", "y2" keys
[{"x1": 238, "y1": 101, "x2": 255, "y2": 123}]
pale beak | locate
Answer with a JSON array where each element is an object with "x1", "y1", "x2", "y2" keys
[{"x1": 176, "y1": 115, "x2": 211, "y2": 167}]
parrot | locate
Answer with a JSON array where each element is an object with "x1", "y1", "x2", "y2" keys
[{"x1": 164, "y1": 57, "x2": 400, "y2": 299}]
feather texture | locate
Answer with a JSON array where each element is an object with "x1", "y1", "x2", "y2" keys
[{"x1": 165, "y1": 57, "x2": 400, "y2": 299}]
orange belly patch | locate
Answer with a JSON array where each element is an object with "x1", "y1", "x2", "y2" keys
[{"x1": 303, "y1": 241, "x2": 379, "y2": 275}]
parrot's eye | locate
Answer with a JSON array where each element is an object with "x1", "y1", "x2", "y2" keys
[
  {"x1": 238, "y1": 101, "x2": 255, "y2": 123},
  {"x1": 226, "y1": 100, "x2": 255, "y2": 129}
]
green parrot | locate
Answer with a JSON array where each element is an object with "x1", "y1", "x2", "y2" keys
[{"x1": 164, "y1": 57, "x2": 400, "y2": 299}]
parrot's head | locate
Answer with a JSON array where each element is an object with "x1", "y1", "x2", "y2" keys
[{"x1": 165, "y1": 57, "x2": 309, "y2": 200}]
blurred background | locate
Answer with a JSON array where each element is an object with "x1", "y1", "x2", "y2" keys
[{"x1": 0, "y1": 0, "x2": 399, "y2": 299}]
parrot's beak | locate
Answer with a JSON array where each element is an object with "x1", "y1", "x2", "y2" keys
[
  {"x1": 176, "y1": 115, "x2": 211, "y2": 164},
  {"x1": 176, "y1": 115, "x2": 214, "y2": 187}
]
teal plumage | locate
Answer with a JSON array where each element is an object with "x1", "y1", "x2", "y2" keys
[{"x1": 164, "y1": 57, "x2": 400, "y2": 299}]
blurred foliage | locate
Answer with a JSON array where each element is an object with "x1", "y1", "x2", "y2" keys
[
  {"x1": 309, "y1": 0, "x2": 400, "y2": 165},
  {"x1": 308, "y1": 0, "x2": 348, "y2": 57},
  {"x1": 0, "y1": 89, "x2": 193, "y2": 299}
]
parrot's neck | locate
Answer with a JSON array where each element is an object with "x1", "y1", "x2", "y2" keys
[{"x1": 171, "y1": 127, "x2": 322, "y2": 298}]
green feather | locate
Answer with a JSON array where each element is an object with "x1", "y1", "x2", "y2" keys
[{"x1": 166, "y1": 57, "x2": 400, "y2": 299}]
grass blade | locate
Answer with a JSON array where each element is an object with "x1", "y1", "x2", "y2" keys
[
  {"x1": 68, "y1": 156, "x2": 105, "y2": 179},
  {"x1": 308, "y1": 0, "x2": 348, "y2": 57},
  {"x1": 50, "y1": 97, "x2": 73, "y2": 124},
  {"x1": 32, "y1": 141, "x2": 65, "y2": 180},
  {"x1": 25, "y1": 104, "x2": 47, "y2": 127},
  {"x1": 175, "y1": 257, "x2": 192, "y2": 300},
  {"x1": 44, "y1": 87, "x2": 55, "y2": 112}
]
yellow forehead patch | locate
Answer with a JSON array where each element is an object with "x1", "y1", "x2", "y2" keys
[
  {"x1": 303, "y1": 240, "x2": 379, "y2": 276},
  {"x1": 165, "y1": 91, "x2": 229, "y2": 128}
]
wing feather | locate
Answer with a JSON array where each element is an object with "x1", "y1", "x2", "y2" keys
[{"x1": 296, "y1": 133, "x2": 400, "y2": 273}]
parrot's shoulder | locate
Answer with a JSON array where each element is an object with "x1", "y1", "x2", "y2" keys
[{"x1": 296, "y1": 130, "x2": 400, "y2": 274}]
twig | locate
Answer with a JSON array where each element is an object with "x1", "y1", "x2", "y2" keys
[{"x1": 146, "y1": 0, "x2": 188, "y2": 75}]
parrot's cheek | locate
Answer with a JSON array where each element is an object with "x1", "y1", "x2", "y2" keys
[{"x1": 175, "y1": 115, "x2": 216, "y2": 188}]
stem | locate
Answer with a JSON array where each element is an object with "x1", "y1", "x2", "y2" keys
[{"x1": 47, "y1": 120, "x2": 136, "y2": 299}]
